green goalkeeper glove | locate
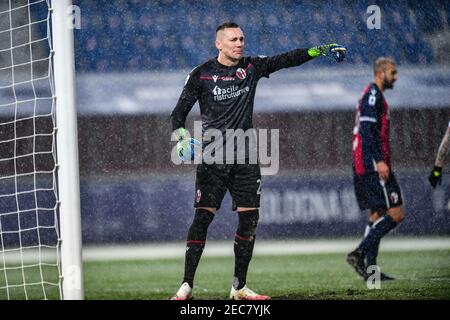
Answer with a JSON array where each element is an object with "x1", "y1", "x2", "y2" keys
[
  {"x1": 308, "y1": 43, "x2": 347, "y2": 63},
  {"x1": 175, "y1": 128, "x2": 202, "y2": 161},
  {"x1": 175, "y1": 127, "x2": 189, "y2": 160},
  {"x1": 175, "y1": 127, "x2": 187, "y2": 142}
]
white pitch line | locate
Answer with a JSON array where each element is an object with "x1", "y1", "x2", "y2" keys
[
  {"x1": 2, "y1": 237, "x2": 449, "y2": 264},
  {"x1": 81, "y1": 237, "x2": 450, "y2": 262}
]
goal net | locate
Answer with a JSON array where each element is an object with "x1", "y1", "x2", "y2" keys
[{"x1": 0, "y1": 0, "x2": 82, "y2": 300}]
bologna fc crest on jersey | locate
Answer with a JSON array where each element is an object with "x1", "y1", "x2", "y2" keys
[
  {"x1": 195, "y1": 189, "x2": 202, "y2": 203},
  {"x1": 390, "y1": 192, "x2": 399, "y2": 205},
  {"x1": 236, "y1": 68, "x2": 247, "y2": 80}
]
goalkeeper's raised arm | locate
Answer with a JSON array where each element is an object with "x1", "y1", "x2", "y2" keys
[
  {"x1": 170, "y1": 41, "x2": 347, "y2": 135},
  {"x1": 249, "y1": 43, "x2": 347, "y2": 79}
]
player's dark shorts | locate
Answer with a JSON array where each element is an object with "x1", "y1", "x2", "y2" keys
[
  {"x1": 194, "y1": 163, "x2": 261, "y2": 211},
  {"x1": 354, "y1": 171, "x2": 403, "y2": 211}
]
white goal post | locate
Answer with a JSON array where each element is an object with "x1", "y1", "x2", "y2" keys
[
  {"x1": 0, "y1": 0, "x2": 83, "y2": 300},
  {"x1": 51, "y1": 0, "x2": 84, "y2": 300}
]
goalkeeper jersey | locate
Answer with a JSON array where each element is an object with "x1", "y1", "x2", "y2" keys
[
  {"x1": 170, "y1": 49, "x2": 313, "y2": 160},
  {"x1": 352, "y1": 83, "x2": 391, "y2": 176}
]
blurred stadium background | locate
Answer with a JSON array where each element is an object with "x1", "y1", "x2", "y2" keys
[
  {"x1": 68, "y1": 0, "x2": 450, "y2": 243},
  {"x1": 1, "y1": 0, "x2": 450, "y2": 299}
]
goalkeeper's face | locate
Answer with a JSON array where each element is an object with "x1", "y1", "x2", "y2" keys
[
  {"x1": 215, "y1": 27, "x2": 245, "y2": 63},
  {"x1": 382, "y1": 63, "x2": 398, "y2": 90}
]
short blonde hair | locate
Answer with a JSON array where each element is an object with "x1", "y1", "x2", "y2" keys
[{"x1": 374, "y1": 57, "x2": 396, "y2": 75}]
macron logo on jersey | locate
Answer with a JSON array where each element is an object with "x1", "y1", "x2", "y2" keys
[{"x1": 200, "y1": 75, "x2": 235, "y2": 82}]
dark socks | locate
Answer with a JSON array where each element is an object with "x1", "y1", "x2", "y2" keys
[
  {"x1": 357, "y1": 215, "x2": 397, "y2": 259},
  {"x1": 233, "y1": 210, "x2": 259, "y2": 290},
  {"x1": 183, "y1": 209, "x2": 215, "y2": 287},
  {"x1": 365, "y1": 238, "x2": 380, "y2": 267},
  {"x1": 363, "y1": 221, "x2": 378, "y2": 266},
  {"x1": 233, "y1": 235, "x2": 256, "y2": 290}
]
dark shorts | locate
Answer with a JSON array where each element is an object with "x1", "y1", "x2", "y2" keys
[
  {"x1": 354, "y1": 171, "x2": 403, "y2": 211},
  {"x1": 194, "y1": 163, "x2": 261, "y2": 211}
]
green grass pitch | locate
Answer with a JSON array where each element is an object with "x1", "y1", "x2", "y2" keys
[
  {"x1": 2, "y1": 249, "x2": 449, "y2": 300},
  {"x1": 82, "y1": 249, "x2": 450, "y2": 300}
]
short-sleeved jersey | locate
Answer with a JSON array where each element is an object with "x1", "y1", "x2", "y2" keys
[{"x1": 352, "y1": 83, "x2": 390, "y2": 176}]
